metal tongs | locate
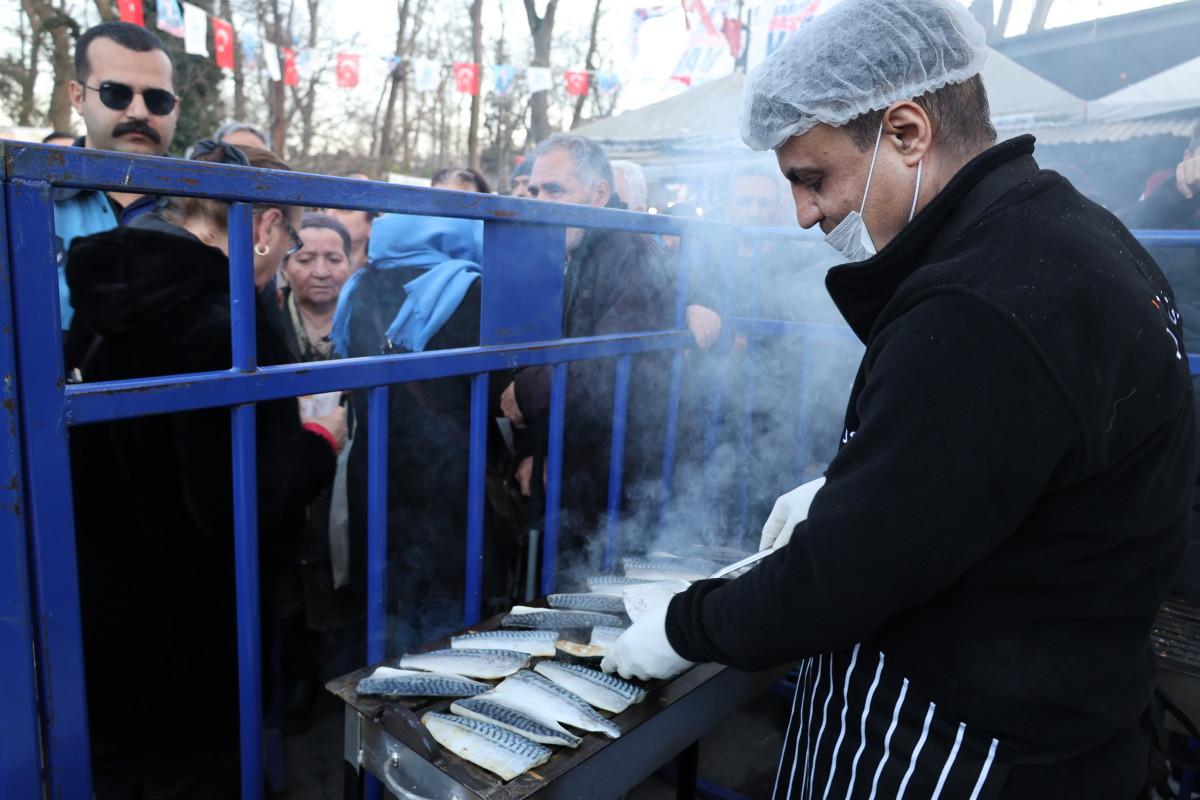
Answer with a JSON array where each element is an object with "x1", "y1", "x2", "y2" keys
[
  {"x1": 708, "y1": 547, "x2": 774, "y2": 579},
  {"x1": 623, "y1": 548, "x2": 774, "y2": 621}
]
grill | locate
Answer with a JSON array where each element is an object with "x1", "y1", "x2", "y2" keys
[
  {"x1": 1152, "y1": 595, "x2": 1200, "y2": 737},
  {"x1": 330, "y1": 613, "x2": 788, "y2": 799}
]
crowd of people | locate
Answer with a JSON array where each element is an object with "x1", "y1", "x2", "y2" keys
[{"x1": 25, "y1": 4, "x2": 1200, "y2": 797}]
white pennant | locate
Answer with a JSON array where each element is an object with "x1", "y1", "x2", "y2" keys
[
  {"x1": 526, "y1": 66, "x2": 553, "y2": 94},
  {"x1": 413, "y1": 59, "x2": 440, "y2": 92},
  {"x1": 262, "y1": 41, "x2": 282, "y2": 82},
  {"x1": 183, "y1": 3, "x2": 208, "y2": 57}
]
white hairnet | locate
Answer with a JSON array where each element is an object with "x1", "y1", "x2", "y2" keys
[{"x1": 740, "y1": 0, "x2": 988, "y2": 151}]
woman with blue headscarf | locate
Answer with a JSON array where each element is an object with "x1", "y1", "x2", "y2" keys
[{"x1": 330, "y1": 213, "x2": 506, "y2": 651}]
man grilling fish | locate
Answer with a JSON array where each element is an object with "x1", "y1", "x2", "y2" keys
[{"x1": 601, "y1": 0, "x2": 1196, "y2": 797}]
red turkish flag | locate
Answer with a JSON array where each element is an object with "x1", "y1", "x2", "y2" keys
[
  {"x1": 118, "y1": 0, "x2": 144, "y2": 25},
  {"x1": 336, "y1": 54, "x2": 360, "y2": 88},
  {"x1": 564, "y1": 71, "x2": 590, "y2": 97},
  {"x1": 212, "y1": 18, "x2": 234, "y2": 70},
  {"x1": 452, "y1": 63, "x2": 480, "y2": 95},
  {"x1": 282, "y1": 48, "x2": 299, "y2": 86}
]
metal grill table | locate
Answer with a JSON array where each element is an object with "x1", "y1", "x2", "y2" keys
[
  {"x1": 330, "y1": 616, "x2": 788, "y2": 800},
  {"x1": 1152, "y1": 596, "x2": 1200, "y2": 735}
]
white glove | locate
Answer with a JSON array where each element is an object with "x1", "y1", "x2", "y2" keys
[
  {"x1": 759, "y1": 476, "x2": 826, "y2": 551},
  {"x1": 600, "y1": 603, "x2": 695, "y2": 681}
]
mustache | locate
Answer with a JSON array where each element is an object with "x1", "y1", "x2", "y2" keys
[{"x1": 111, "y1": 121, "x2": 161, "y2": 144}]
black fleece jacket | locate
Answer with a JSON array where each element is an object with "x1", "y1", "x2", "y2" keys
[
  {"x1": 65, "y1": 219, "x2": 336, "y2": 749},
  {"x1": 668, "y1": 136, "x2": 1196, "y2": 761}
]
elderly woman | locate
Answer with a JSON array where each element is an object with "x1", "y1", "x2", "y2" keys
[
  {"x1": 279, "y1": 212, "x2": 353, "y2": 362},
  {"x1": 64, "y1": 141, "x2": 346, "y2": 799}
]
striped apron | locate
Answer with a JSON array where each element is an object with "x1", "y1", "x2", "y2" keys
[{"x1": 772, "y1": 644, "x2": 1009, "y2": 800}]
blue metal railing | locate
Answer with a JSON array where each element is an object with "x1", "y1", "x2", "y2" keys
[{"x1": 3, "y1": 140, "x2": 1200, "y2": 799}]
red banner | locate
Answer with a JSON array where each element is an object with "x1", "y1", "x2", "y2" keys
[
  {"x1": 282, "y1": 48, "x2": 299, "y2": 86},
  {"x1": 212, "y1": 18, "x2": 235, "y2": 70},
  {"x1": 564, "y1": 70, "x2": 590, "y2": 96},
  {"x1": 452, "y1": 62, "x2": 480, "y2": 95},
  {"x1": 336, "y1": 53, "x2": 360, "y2": 88},
  {"x1": 118, "y1": 0, "x2": 144, "y2": 26}
]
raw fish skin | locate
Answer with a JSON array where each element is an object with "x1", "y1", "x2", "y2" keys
[
  {"x1": 546, "y1": 593, "x2": 626, "y2": 614},
  {"x1": 533, "y1": 661, "x2": 646, "y2": 714},
  {"x1": 622, "y1": 555, "x2": 720, "y2": 582},
  {"x1": 502, "y1": 608, "x2": 624, "y2": 630},
  {"x1": 590, "y1": 626, "x2": 625, "y2": 648},
  {"x1": 422, "y1": 712, "x2": 551, "y2": 781},
  {"x1": 356, "y1": 669, "x2": 490, "y2": 698},
  {"x1": 451, "y1": 630, "x2": 558, "y2": 657},
  {"x1": 491, "y1": 670, "x2": 621, "y2": 738},
  {"x1": 399, "y1": 648, "x2": 529, "y2": 679},
  {"x1": 586, "y1": 575, "x2": 655, "y2": 596},
  {"x1": 451, "y1": 696, "x2": 582, "y2": 747}
]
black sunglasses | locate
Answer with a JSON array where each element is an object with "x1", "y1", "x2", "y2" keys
[
  {"x1": 282, "y1": 215, "x2": 304, "y2": 257},
  {"x1": 85, "y1": 81, "x2": 177, "y2": 116}
]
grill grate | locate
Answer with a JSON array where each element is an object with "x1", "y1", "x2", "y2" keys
[{"x1": 1152, "y1": 596, "x2": 1200, "y2": 676}]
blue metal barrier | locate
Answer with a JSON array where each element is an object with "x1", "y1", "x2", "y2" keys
[{"x1": 3, "y1": 140, "x2": 1200, "y2": 799}]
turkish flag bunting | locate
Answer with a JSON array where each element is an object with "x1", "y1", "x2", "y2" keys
[
  {"x1": 336, "y1": 54, "x2": 360, "y2": 88},
  {"x1": 118, "y1": 0, "x2": 145, "y2": 25},
  {"x1": 283, "y1": 48, "x2": 299, "y2": 86},
  {"x1": 453, "y1": 63, "x2": 480, "y2": 95},
  {"x1": 564, "y1": 71, "x2": 589, "y2": 96},
  {"x1": 212, "y1": 18, "x2": 235, "y2": 70}
]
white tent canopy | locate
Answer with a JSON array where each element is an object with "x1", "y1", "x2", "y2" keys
[
  {"x1": 1087, "y1": 54, "x2": 1200, "y2": 123},
  {"x1": 575, "y1": 48, "x2": 1086, "y2": 153},
  {"x1": 982, "y1": 48, "x2": 1088, "y2": 130}
]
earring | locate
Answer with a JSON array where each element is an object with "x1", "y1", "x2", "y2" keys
[{"x1": 254, "y1": 243, "x2": 270, "y2": 256}]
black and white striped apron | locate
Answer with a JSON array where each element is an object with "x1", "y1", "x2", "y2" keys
[{"x1": 772, "y1": 644, "x2": 1009, "y2": 800}]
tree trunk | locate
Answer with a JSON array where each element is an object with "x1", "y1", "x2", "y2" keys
[
  {"x1": 21, "y1": 0, "x2": 79, "y2": 131},
  {"x1": 92, "y1": 0, "x2": 117, "y2": 20},
  {"x1": 523, "y1": 0, "x2": 558, "y2": 146},
  {"x1": 1027, "y1": 0, "x2": 1055, "y2": 32},
  {"x1": 996, "y1": 0, "x2": 1014, "y2": 37},
  {"x1": 467, "y1": 0, "x2": 483, "y2": 169},
  {"x1": 266, "y1": 0, "x2": 288, "y2": 154},
  {"x1": 378, "y1": 0, "x2": 413, "y2": 174},
  {"x1": 16, "y1": 9, "x2": 41, "y2": 126},
  {"x1": 569, "y1": 0, "x2": 602, "y2": 130}
]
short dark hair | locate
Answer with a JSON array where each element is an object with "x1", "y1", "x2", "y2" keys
[
  {"x1": 299, "y1": 212, "x2": 352, "y2": 257},
  {"x1": 841, "y1": 74, "x2": 995, "y2": 163},
  {"x1": 75, "y1": 21, "x2": 175, "y2": 87},
  {"x1": 431, "y1": 166, "x2": 492, "y2": 194},
  {"x1": 42, "y1": 130, "x2": 76, "y2": 143}
]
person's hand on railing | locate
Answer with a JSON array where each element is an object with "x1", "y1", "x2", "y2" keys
[
  {"x1": 500, "y1": 382, "x2": 526, "y2": 428},
  {"x1": 301, "y1": 406, "x2": 348, "y2": 454},
  {"x1": 685, "y1": 304, "x2": 722, "y2": 350}
]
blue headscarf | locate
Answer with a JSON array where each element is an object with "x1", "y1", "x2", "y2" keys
[{"x1": 330, "y1": 215, "x2": 482, "y2": 356}]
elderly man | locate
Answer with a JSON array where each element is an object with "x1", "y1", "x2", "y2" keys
[
  {"x1": 500, "y1": 134, "x2": 674, "y2": 564},
  {"x1": 603, "y1": 1, "x2": 1195, "y2": 797},
  {"x1": 55, "y1": 21, "x2": 178, "y2": 328}
]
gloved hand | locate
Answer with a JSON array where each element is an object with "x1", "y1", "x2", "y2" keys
[
  {"x1": 759, "y1": 476, "x2": 826, "y2": 551},
  {"x1": 600, "y1": 603, "x2": 695, "y2": 682}
]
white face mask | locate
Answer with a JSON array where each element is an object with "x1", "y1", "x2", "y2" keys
[{"x1": 824, "y1": 121, "x2": 923, "y2": 262}]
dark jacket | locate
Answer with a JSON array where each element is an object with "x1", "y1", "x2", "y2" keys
[
  {"x1": 342, "y1": 262, "x2": 496, "y2": 645},
  {"x1": 65, "y1": 219, "x2": 336, "y2": 749},
  {"x1": 512, "y1": 227, "x2": 675, "y2": 546},
  {"x1": 668, "y1": 137, "x2": 1195, "y2": 792}
]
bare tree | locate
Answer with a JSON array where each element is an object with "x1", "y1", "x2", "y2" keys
[
  {"x1": 568, "y1": 0, "x2": 601, "y2": 130},
  {"x1": 466, "y1": 0, "x2": 482, "y2": 169},
  {"x1": 522, "y1": 0, "x2": 558, "y2": 146},
  {"x1": 20, "y1": 0, "x2": 79, "y2": 131},
  {"x1": 1027, "y1": 0, "x2": 1055, "y2": 33}
]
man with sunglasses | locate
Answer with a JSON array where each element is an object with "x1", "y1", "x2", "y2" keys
[{"x1": 54, "y1": 21, "x2": 178, "y2": 329}]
